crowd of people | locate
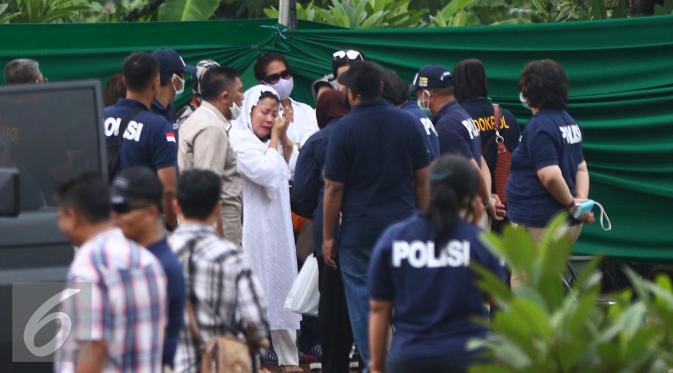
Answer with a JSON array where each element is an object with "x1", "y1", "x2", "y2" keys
[{"x1": 3, "y1": 47, "x2": 596, "y2": 373}]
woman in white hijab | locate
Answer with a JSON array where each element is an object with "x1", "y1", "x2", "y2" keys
[{"x1": 230, "y1": 85, "x2": 302, "y2": 372}]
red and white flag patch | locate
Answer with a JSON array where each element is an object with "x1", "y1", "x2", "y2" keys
[{"x1": 166, "y1": 132, "x2": 176, "y2": 143}]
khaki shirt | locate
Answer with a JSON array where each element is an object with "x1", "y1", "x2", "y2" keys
[{"x1": 178, "y1": 101, "x2": 242, "y2": 221}]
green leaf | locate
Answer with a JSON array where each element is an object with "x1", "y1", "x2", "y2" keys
[
  {"x1": 158, "y1": 0, "x2": 220, "y2": 21},
  {"x1": 591, "y1": 0, "x2": 606, "y2": 19}
]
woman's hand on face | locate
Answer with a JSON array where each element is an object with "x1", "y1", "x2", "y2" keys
[{"x1": 272, "y1": 109, "x2": 291, "y2": 138}]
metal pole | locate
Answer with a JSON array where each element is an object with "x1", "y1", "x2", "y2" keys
[{"x1": 278, "y1": 0, "x2": 297, "y2": 29}]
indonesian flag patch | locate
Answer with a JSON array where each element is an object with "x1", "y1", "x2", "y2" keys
[{"x1": 166, "y1": 132, "x2": 176, "y2": 142}]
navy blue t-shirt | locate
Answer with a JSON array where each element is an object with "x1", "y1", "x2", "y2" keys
[
  {"x1": 507, "y1": 109, "x2": 585, "y2": 227},
  {"x1": 460, "y1": 98, "x2": 520, "y2": 190},
  {"x1": 151, "y1": 99, "x2": 179, "y2": 140},
  {"x1": 291, "y1": 119, "x2": 341, "y2": 256},
  {"x1": 147, "y1": 238, "x2": 185, "y2": 367},
  {"x1": 400, "y1": 101, "x2": 440, "y2": 160},
  {"x1": 434, "y1": 100, "x2": 482, "y2": 165},
  {"x1": 369, "y1": 212, "x2": 506, "y2": 360},
  {"x1": 324, "y1": 99, "x2": 431, "y2": 249},
  {"x1": 104, "y1": 98, "x2": 177, "y2": 179}
]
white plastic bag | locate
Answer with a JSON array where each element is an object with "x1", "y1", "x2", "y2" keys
[{"x1": 284, "y1": 254, "x2": 319, "y2": 316}]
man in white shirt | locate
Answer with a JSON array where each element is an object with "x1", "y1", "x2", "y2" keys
[
  {"x1": 178, "y1": 66, "x2": 244, "y2": 245},
  {"x1": 254, "y1": 52, "x2": 319, "y2": 147}
]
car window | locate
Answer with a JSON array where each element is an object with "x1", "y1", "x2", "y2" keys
[{"x1": 0, "y1": 85, "x2": 103, "y2": 211}]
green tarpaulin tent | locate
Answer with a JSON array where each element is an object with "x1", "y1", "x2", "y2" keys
[{"x1": 1, "y1": 16, "x2": 671, "y2": 259}]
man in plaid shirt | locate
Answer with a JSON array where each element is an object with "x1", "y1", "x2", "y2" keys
[
  {"x1": 170, "y1": 170, "x2": 270, "y2": 373},
  {"x1": 54, "y1": 173, "x2": 167, "y2": 373}
]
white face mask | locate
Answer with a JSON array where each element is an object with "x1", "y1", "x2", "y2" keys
[
  {"x1": 172, "y1": 74, "x2": 185, "y2": 96},
  {"x1": 269, "y1": 76, "x2": 294, "y2": 100},
  {"x1": 229, "y1": 101, "x2": 241, "y2": 120},
  {"x1": 519, "y1": 91, "x2": 529, "y2": 110},
  {"x1": 418, "y1": 90, "x2": 431, "y2": 110}
]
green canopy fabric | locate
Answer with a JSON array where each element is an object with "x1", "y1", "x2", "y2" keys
[{"x1": 1, "y1": 16, "x2": 671, "y2": 259}]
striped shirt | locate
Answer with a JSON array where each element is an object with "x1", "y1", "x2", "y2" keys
[
  {"x1": 54, "y1": 228, "x2": 167, "y2": 373},
  {"x1": 169, "y1": 224, "x2": 268, "y2": 373}
]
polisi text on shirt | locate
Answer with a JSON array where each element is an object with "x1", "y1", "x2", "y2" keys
[
  {"x1": 104, "y1": 117, "x2": 144, "y2": 142},
  {"x1": 560, "y1": 124, "x2": 582, "y2": 144},
  {"x1": 392, "y1": 240, "x2": 470, "y2": 268}
]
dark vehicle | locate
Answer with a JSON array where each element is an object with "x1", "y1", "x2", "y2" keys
[{"x1": 0, "y1": 80, "x2": 106, "y2": 372}]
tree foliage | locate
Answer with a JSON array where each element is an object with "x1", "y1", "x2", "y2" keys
[
  {"x1": 0, "y1": 0, "x2": 658, "y2": 25},
  {"x1": 469, "y1": 214, "x2": 673, "y2": 372}
]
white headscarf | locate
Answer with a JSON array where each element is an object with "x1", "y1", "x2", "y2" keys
[{"x1": 233, "y1": 84, "x2": 281, "y2": 134}]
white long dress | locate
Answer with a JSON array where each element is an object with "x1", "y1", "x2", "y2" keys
[{"x1": 230, "y1": 85, "x2": 301, "y2": 331}]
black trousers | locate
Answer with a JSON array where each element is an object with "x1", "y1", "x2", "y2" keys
[{"x1": 317, "y1": 256, "x2": 354, "y2": 373}]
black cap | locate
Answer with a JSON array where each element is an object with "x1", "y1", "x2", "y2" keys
[
  {"x1": 410, "y1": 64, "x2": 454, "y2": 93},
  {"x1": 151, "y1": 48, "x2": 196, "y2": 76},
  {"x1": 110, "y1": 167, "x2": 162, "y2": 206}
]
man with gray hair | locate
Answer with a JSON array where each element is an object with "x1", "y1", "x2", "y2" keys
[{"x1": 3, "y1": 58, "x2": 44, "y2": 84}]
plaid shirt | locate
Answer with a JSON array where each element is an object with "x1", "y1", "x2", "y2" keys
[
  {"x1": 54, "y1": 228, "x2": 167, "y2": 373},
  {"x1": 169, "y1": 224, "x2": 268, "y2": 373}
]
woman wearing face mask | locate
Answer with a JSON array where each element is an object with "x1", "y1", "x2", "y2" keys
[
  {"x1": 507, "y1": 60, "x2": 595, "y2": 286},
  {"x1": 229, "y1": 85, "x2": 303, "y2": 373},
  {"x1": 254, "y1": 52, "x2": 320, "y2": 148},
  {"x1": 368, "y1": 154, "x2": 507, "y2": 373}
]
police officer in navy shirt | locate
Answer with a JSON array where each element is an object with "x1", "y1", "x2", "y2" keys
[
  {"x1": 411, "y1": 64, "x2": 505, "y2": 224},
  {"x1": 151, "y1": 48, "x2": 196, "y2": 139},
  {"x1": 104, "y1": 52, "x2": 178, "y2": 230},
  {"x1": 507, "y1": 60, "x2": 595, "y2": 286},
  {"x1": 380, "y1": 67, "x2": 439, "y2": 160},
  {"x1": 368, "y1": 155, "x2": 506, "y2": 373},
  {"x1": 323, "y1": 61, "x2": 431, "y2": 372}
]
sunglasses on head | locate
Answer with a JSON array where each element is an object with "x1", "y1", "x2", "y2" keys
[
  {"x1": 264, "y1": 69, "x2": 292, "y2": 84},
  {"x1": 332, "y1": 50, "x2": 363, "y2": 61},
  {"x1": 112, "y1": 201, "x2": 153, "y2": 214}
]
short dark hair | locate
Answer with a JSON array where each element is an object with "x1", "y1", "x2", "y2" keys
[
  {"x1": 4, "y1": 58, "x2": 41, "y2": 84},
  {"x1": 254, "y1": 52, "x2": 288, "y2": 81},
  {"x1": 454, "y1": 58, "x2": 488, "y2": 103},
  {"x1": 380, "y1": 68, "x2": 409, "y2": 106},
  {"x1": 519, "y1": 59, "x2": 568, "y2": 109},
  {"x1": 57, "y1": 172, "x2": 111, "y2": 224},
  {"x1": 429, "y1": 85, "x2": 455, "y2": 97},
  {"x1": 122, "y1": 52, "x2": 159, "y2": 92},
  {"x1": 200, "y1": 66, "x2": 240, "y2": 101},
  {"x1": 177, "y1": 170, "x2": 221, "y2": 220},
  {"x1": 339, "y1": 61, "x2": 383, "y2": 101}
]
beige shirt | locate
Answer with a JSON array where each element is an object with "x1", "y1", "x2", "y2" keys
[{"x1": 178, "y1": 101, "x2": 242, "y2": 221}]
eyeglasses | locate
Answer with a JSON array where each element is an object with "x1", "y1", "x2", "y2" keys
[
  {"x1": 264, "y1": 69, "x2": 292, "y2": 85},
  {"x1": 332, "y1": 50, "x2": 363, "y2": 61},
  {"x1": 112, "y1": 201, "x2": 153, "y2": 214}
]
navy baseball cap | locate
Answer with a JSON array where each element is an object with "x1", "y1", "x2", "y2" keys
[
  {"x1": 152, "y1": 48, "x2": 196, "y2": 76},
  {"x1": 410, "y1": 64, "x2": 454, "y2": 93},
  {"x1": 110, "y1": 167, "x2": 163, "y2": 207}
]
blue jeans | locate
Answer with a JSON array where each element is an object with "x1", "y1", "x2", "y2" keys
[{"x1": 339, "y1": 246, "x2": 372, "y2": 373}]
